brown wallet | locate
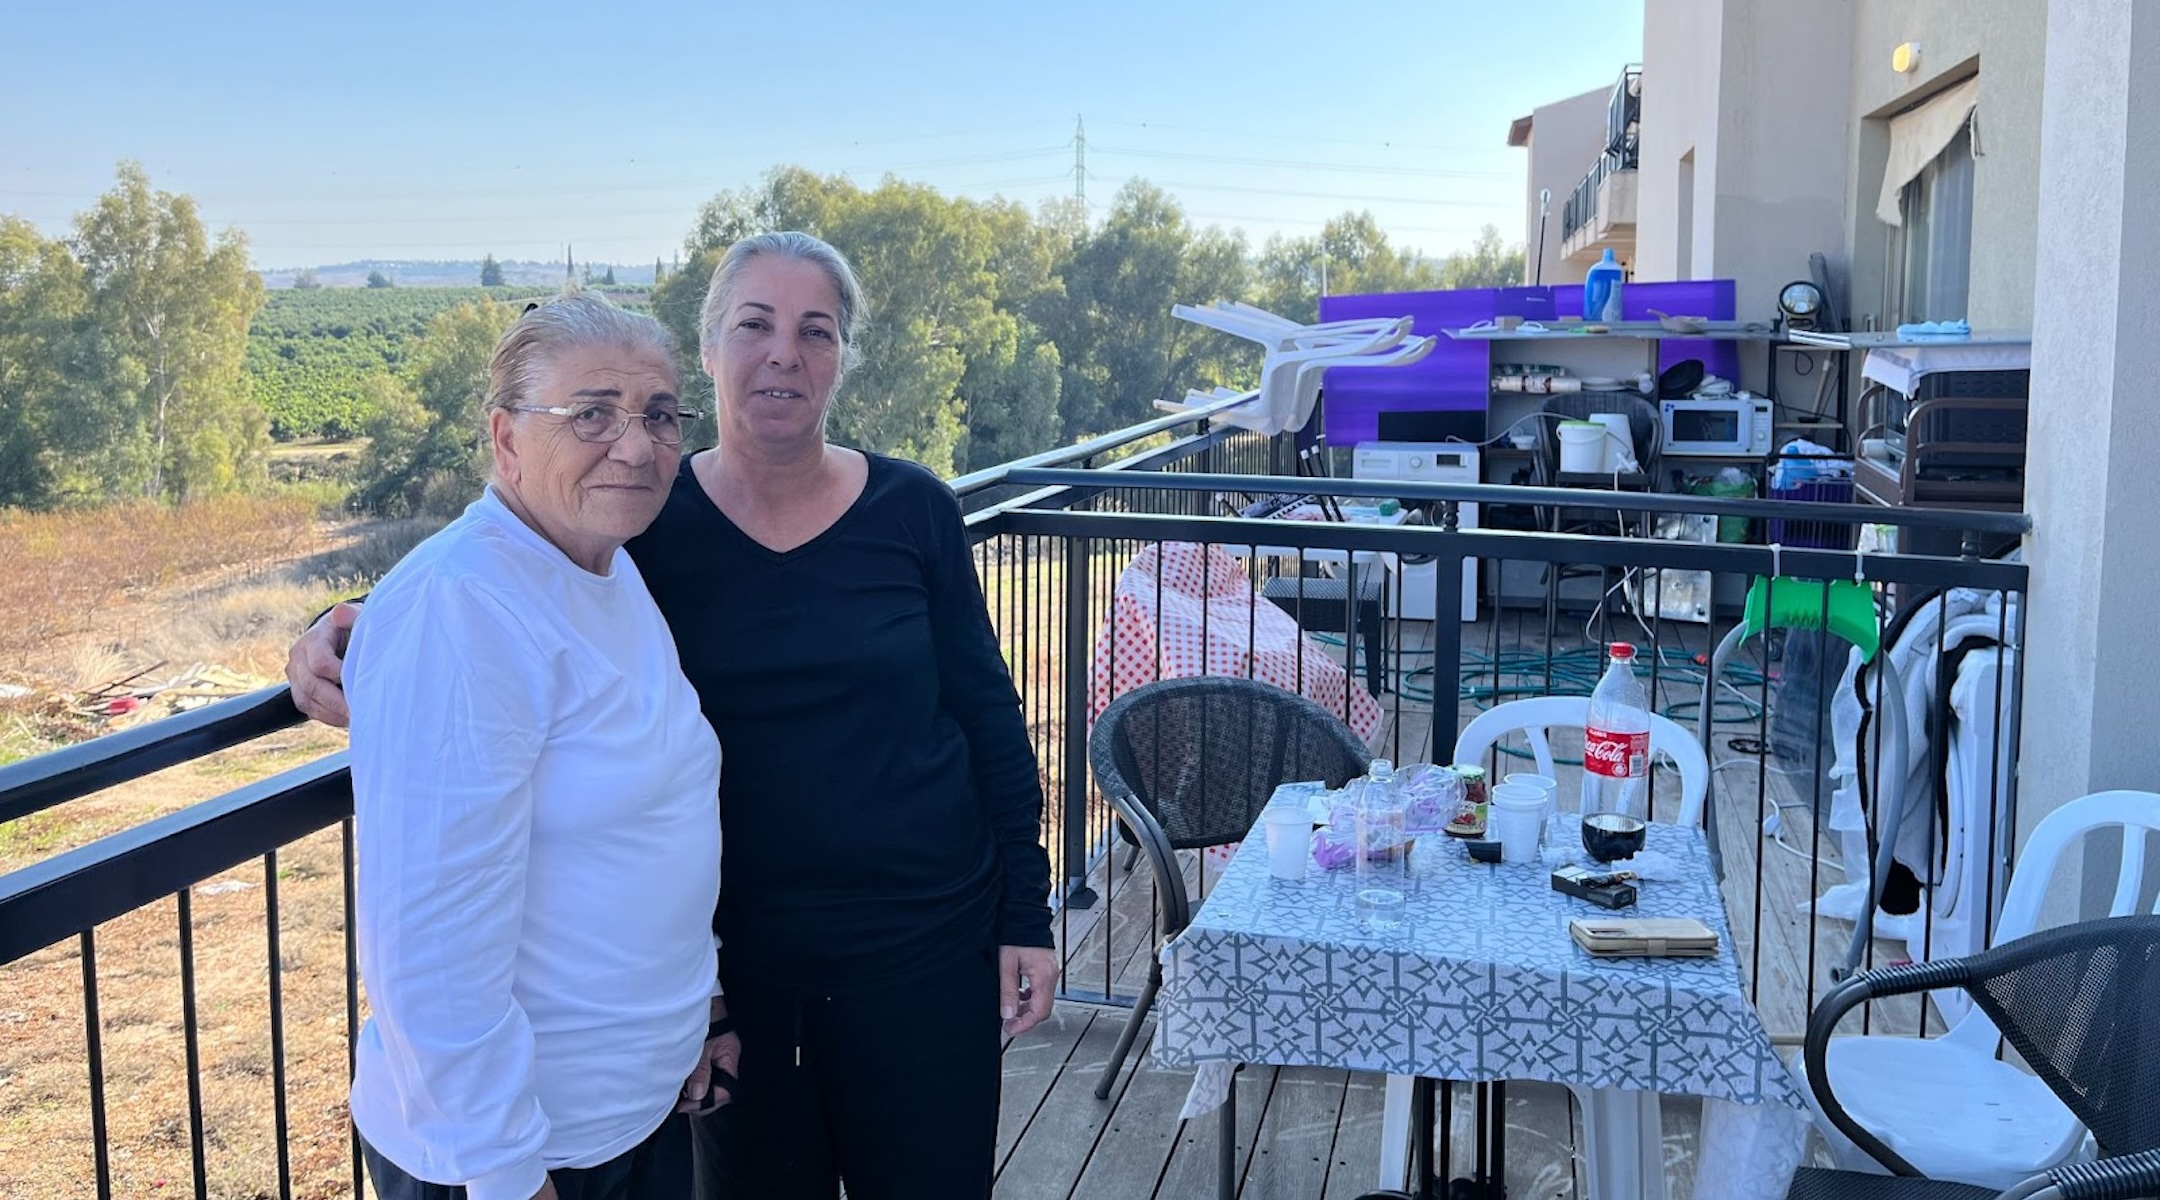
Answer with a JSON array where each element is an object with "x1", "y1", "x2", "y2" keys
[{"x1": 1569, "y1": 917, "x2": 1721, "y2": 958}]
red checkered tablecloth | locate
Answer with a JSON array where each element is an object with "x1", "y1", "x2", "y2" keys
[{"x1": 1088, "y1": 540, "x2": 1383, "y2": 738}]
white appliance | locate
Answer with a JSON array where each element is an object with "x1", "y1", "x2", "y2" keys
[
  {"x1": 1350, "y1": 442, "x2": 1480, "y2": 622},
  {"x1": 1661, "y1": 395, "x2": 1774, "y2": 456}
]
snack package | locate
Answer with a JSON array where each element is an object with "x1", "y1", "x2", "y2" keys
[{"x1": 1396, "y1": 763, "x2": 1466, "y2": 834}]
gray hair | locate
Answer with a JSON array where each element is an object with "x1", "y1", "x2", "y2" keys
[
  {"x1": 486, "y1": 288, "x2": 681, "y2": 419},
  {"x1": 697, "y1": 231, "x2": 867, "y2": 377}
]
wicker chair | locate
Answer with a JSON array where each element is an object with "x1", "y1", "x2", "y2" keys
[
  {"x1": 1087, "y1": 676, "x2": 1374, "y2": 1100},
  {"x1": 1787, "y1": 914, "x2": 2160, "y2": 1200},
  {"x1": 1533, "y1": 392, "x2": 1663, "y2": 626}
]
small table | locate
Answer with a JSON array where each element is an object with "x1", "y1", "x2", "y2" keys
[
  {"x1": 1152, "y1": 813, "x2": 1808, "y2": 1199},
  {"x1": 1222, "y1": 509, "x2": 1404, "y2": 696}
]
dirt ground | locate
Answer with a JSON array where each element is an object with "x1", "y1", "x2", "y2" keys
[{"x1": 0, "y1": 509, "x2": 421, "y2": 1200}]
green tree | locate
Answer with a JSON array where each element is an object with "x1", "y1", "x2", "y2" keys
[
  {"x1": 353, "y1": 299, "x2": 515, "y2": 515},
  {"x1": 1043, "y1": 181, "x2": 1251, "y2": 437},
  {"x1": 1437, "y1": 224, "x2": 1526, "y2": 290},
  {"x1": 291, "y1": 267, "x2": 322, "y2": 290},
  {"x1": 601, "y1": 265, "x2": 617, "y2": 286},
  {"x1": 1250, "y1": 210, "x2": 1450, "y2": 326},
  {"x1": 674, "y1": 168, "x2": 1048, "y2": 477},
  {"x1": 0, "y1": 217, "x2": 102, "y2": 507},
  {"x1": 366, "y1": 270, "x2": 393, "y2": 288},
  {"x1": 479, "y1": 254, "x2": 505, "y2": 287},
  {"x1": 70, "y1": 162, "x2": 267, "y2": 501}
]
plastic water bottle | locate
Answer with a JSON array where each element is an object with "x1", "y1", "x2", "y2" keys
[
  {"x1": 1581, "y1": 643, "x2": 1651, "y2": 862},
  {"x1": 1583, "y1": 248, "x2": 1626, "y2": 324},
  {"x1": 1354, "y1": 758, "x2": 1409, "y2": 933}
]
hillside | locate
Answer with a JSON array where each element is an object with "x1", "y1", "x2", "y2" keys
[
  {"x1": 259, "y1": 259, "x2": 659, "y2": 289},
  {"x1": 242, "y1": 286, "x2": 652, "y2": 440}
]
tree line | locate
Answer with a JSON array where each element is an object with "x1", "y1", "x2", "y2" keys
[{"x1": 1, "y1": 163, "x2": 1522, "y2": 513}]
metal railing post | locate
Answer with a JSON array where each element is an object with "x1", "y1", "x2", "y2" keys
[{"x1": 1062, "y1": 534, "x2": 1097, "y2": 909}]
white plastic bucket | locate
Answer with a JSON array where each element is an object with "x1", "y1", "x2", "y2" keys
[{"x1": 1558, "y1": 422, "x2": 1606, "y2": 473}]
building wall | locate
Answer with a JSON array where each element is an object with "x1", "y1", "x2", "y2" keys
[
  {"x1": 1637, "y1": 0, "x2": 1852, "y2": 386},
  {"x1": 1520, "y1": 88, "x2": 1611, "y2": 287},
  {"x1": 1635, "y1": 0, "x2": 1722, "y2": 284},
  {"x1": 1846, "y1": 0, "x2": 2048, "y2": 330},
  {"x1": 1709, "y1": 0, "x2": 1855, "y2": 328},
  {"x1": 2022, "y1": 0, "x2": 2160, "y2": 922}
]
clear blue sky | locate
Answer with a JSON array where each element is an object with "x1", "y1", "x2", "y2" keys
[{"x1": 1, "y1": 1, "x2": 1642, "y2": 269}]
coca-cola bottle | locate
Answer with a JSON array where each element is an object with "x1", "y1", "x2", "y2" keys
[{"x1": 1581, "y1": 642, "x2": 1651, "y2": 862}]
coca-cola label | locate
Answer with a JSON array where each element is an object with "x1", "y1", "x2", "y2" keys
[{"x1": 1584, "y1": 726, "x2": 1649, "y2": 778}]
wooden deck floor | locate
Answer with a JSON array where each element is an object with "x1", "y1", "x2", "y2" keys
[{"x1": 993, "y1": 1004, "x2": 1708, "y2": 1200}]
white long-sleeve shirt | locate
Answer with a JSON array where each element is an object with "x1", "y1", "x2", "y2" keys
[{"x1": 345, "y1": 489, "x2": 721, "y2": 1200}]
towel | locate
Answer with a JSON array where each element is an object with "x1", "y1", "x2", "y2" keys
[{"x1": 1895, "y1": 319, "x2": 1971, "y2": 339}]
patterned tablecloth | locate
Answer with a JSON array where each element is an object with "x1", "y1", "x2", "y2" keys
[{"x1": 1154, "y1": 814, "x2": 1809, "y2": 1116}]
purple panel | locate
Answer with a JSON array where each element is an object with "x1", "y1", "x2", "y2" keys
[
  {"x1": 1624, "y1": 280, "x2": 1739, "y2": 378},
  {"x1": 1313, "y1": 280, "x2": 1744, "y2": 446},
  {"x1": 1318, "y1": 289, "x2": 1497, "y2": 447},
  {"x1": 1493, "y1": 287, "x2": 1556, "y2": 321}
]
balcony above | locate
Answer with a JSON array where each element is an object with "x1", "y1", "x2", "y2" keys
[
  {"x1": 1562, "y1": 163, "x2": 1637, "y2": 264},
  {"x1": 1560, "y1": 65, "x2": 1641, "y2": 266}
]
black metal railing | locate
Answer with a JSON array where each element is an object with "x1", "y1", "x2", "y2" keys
[
  {"x1": 968, "y1": 465, "x2": 2029, "y2": 1039},
  {"x1": 2, "y1": 399, "x2": 2034, "y2": 1197},
  {"x1": 1562, "y1": 65, "x2": 1643, "y2": 243}
]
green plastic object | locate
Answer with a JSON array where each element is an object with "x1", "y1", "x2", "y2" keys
[
  {"x1": 1686, "y1": 475, "x2": 1756, "y2": 543},
  {"x1": 1742, "y1": 576, "x2": 1881, "y2": 662}
]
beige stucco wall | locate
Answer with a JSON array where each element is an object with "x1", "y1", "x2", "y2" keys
[
  {"x1": 1845, "y1": 0, "x2": 2047, "y2": 330},
  {"x1": 2022, "y1": 0, "x2": 2160, "y2": 920},
  {"x1": 1519, "y1": 88, "x2": 1611, "y2": 287},
  {"x1": 1635, "y1": 0, "x2": 1722, "y2": 283},
  {"x1": 1709, "y1": 0, "x2": 1855, "y2": 328},
  {"x1": 1638, "y1": 0, "x2": 1851, "y2": 330}
]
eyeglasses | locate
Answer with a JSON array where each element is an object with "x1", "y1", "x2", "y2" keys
[{"x1": 511, "y1": 402, "x2": 702, "y2": 446}]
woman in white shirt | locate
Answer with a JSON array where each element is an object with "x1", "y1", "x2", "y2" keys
[{"x1": 343, "y1": 292, "x2": 730, "y2": 1200}]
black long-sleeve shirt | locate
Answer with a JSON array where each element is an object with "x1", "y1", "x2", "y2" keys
[{"x1": 628, "y1": 451, "x2": 1054, "y2": 993}]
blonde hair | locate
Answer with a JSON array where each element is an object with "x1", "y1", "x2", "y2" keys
[
  {"x1": 487, "y1": 288, "x2": 681, "y2": 418},
  {"x1": 696, "y1": 231, "x2": 868, "y2": 379}
]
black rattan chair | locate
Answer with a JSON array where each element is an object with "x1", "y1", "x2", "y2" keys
[
  {"x1": 1088, "y1": 675, "x2": 1374, "y2": 1100},
  {"x1": 1788, "y1": 914, "x2": 2160, "y2": 1200}
]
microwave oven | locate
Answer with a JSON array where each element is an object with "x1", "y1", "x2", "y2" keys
[{"x1": 1661, "y1": 396, "x2": 1773, "y2": 456}]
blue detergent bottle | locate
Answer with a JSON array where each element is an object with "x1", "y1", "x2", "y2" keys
[{"x1": 1583, "y1": 248, "x2": 1625, "y2": 323}]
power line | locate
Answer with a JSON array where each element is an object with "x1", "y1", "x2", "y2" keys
[
  {"x1": 4, "y1": 147, "x2": 1074, "y2": 207},
  {"x1": 1093, "y1": 118, "x2": 1501, "y2": 158},
  {"x1": 1132, "y1": 178, "x2": 1496, "y2": 209},
  {"x1": 1088, "y1": 143, "x2": 1506, "y2": 180}
]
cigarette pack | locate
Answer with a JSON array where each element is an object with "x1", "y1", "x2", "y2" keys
[{"x1": 1550, "y1": 864, "x2": 1638, "y2": 910}]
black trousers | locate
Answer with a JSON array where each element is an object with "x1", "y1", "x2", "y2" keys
[
  {"x1": 361, "y1": 1111, "x2": 692, "y2": 1200},
  {"x1": 691, "y1": 944, "x2": 1002, "y2": 1200}
]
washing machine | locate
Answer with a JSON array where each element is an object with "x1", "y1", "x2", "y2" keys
[{"x1": 1349, "y1": 441, "x2": 1480, "y2": 622}]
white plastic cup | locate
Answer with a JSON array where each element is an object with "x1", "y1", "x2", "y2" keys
[
  {"x1": 1504, "y1": 773, "x2": 1559, "y2": 846},
  {"x1": 1263, "y1": 806, "x2": 1312, "y2": 881},
  {"x1": 1488, "y1": 784, "x2": 1548, "y2": 864}
]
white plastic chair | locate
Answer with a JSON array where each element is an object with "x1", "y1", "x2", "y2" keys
[
  {"x1": 1797, "y1": 789, "x2": 2160, "y2": 1191},
  {"x1": 1275, "y1": 334, "x2": 1436, "y2": 434},
  {"x1": 1454, "y1": 695, "x2": 1711, "y2": 825},
  {"x1": 1373, "y1": 696, "x2": 1712, "y2": 1198},
  {"x1": 1171, "y1": 303, "x2": 1408, "y2": 351},
  {"x1": 1170, "y1": 303, "x2": 1432, "y2": 434}
]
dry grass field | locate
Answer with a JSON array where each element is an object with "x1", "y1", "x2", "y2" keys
[{"x1": 1, "y1": 494, "x2": 442, "y2": 1199}]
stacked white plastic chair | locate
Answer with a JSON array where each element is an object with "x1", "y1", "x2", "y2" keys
[{"x1": 1165, "y1": 302, "x2": 1437, "y2": 435}]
